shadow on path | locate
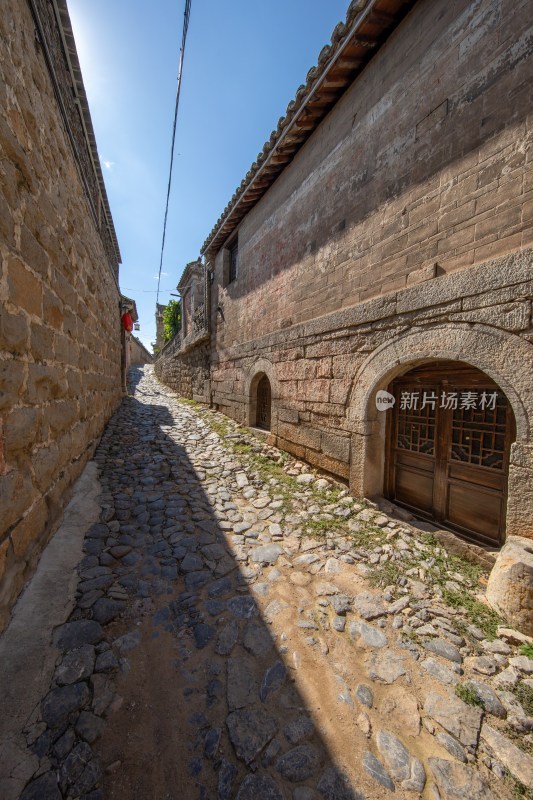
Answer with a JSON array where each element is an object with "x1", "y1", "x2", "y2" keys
[{"x1": 22, "y1": 366, "x2": 361, "y2": 800}]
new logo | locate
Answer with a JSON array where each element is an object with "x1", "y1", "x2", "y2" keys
[{"x1": 375, "y1": 390, "x2": 396, "y2": 411}]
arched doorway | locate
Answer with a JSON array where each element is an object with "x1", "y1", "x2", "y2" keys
[
  {"x1": 385, "y1": 361, "x2": 516, "y2": 547},
  {"x1": 256, "y1": 375, "x2": 271, "y2": 430}
]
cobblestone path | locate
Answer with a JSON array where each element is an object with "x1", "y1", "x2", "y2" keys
[{"x1": 14, "y1": 366, "x2": 533, "y2": 799}]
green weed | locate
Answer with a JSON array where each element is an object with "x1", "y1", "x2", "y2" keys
[
  {"x1": 514, "y1": 682, "x2": 533, "y2": 717},
  {"x1": 519, "y1": 642, "x2": 533, "y2": 661},
  {"x1": 455, "y1": 683, "x2": 483, "y2": 707},
  {"x1": 440, "y1": 587, "x2": 502, "y2": 639}
]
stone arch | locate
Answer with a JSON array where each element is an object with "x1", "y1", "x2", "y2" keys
[
  {"x1": 347, "y1": 324, "x2": 533, "y2": 539},
  {"x1": 245, "y1": 358, "x2": 280, "y2": 431}
]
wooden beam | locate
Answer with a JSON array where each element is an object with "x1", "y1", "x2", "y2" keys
[
  {"x1": 322, "y1": 76, "x2": 350, "y2": 88},
  {"x1": 368, "y1": 9, "x2": 396, "y2": 26},
  {"x1": 351, "y1": 34, "x2": 378, "y2": 48},
  {"x1": 334, "y1": 56, "x2": 364, "y2": 70}
]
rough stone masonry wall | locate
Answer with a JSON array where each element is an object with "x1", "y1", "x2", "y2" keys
[
  {"x1": 0, "y1": 0, "x2": 123, "y2": 631},
  {"x1": 154, "y1": 335, "x2": 210, "y2": 404},
  {"x1": 211, "y1": 0, "x2": 532, "y2": 348},
  {"x1": 211, "y1": 250, "x2": 530, "y2": 453}
]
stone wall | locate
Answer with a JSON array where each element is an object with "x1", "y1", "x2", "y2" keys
[
  {"x1": 211, "y1": 0, "x2": 532, "y2": 348},
  {"x1": 0, "y1": 0, "x2": 123, "y2": 631},
  {"x1": 198, "y1": 0, "x2": 533, "y2": 540},
  {"x1": 154, "y1": 335, "x2": 210, "y2": 404},
  {"x1": 127, "y1": 336, "x2": 153, "y2": 367},
  {"x1": 153, "y1": 0, "x2": 533, "y2": 540},
  {"x1": 210, "y1": 250, "x2": 533, "y2": 531}
]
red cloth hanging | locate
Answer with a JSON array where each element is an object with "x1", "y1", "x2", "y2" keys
[{"x1": 122, "y1": 312, "x2": 133, "y2": 332}]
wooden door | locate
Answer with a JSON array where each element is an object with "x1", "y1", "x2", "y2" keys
[
  {"x1": 386, "y1": 362, "x2": 515, "y2": 547},
  {"x1": 256, "y1": 375, "x2": 271, "y2": 430}
]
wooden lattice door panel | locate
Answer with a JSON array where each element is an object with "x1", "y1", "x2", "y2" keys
[
  {"x1": 256, "y1": 375, "x2": 271, "y2": 430},
  {"x1": 393, "y1": 385, "x2": 438, "y2": 514},
  {"x1": 386, "y1": 362, "x2": 515, "y2": 547},
  {"x1": 445, "y1": 385, "x2": 511, "y2": 544}
]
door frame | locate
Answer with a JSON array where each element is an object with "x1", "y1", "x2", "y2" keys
[{"x1": 384, "y1": 361, "x2": 516, "y2": 547}]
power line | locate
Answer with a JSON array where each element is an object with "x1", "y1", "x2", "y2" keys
[
  {"x1": 121, "y1": 288, "x2": 175, "y2": 293},
  {"x1": 156, "y1": 0, "x2": 192, "y2": 306}
]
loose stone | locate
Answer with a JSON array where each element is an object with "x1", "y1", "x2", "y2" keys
[
  {"x1": 112, "y1": 630, "x2": 142, "y2": 655},
  {"x1": 435, "y1": 731, "x2": 467, "y2": 763},
  {"x1": 423, "y1": 638, "x2": 462, "y2": 664},
  {"x1": 335, "y1": 676, "x2": 354, "y2": 707},
  {"x1": 420, "y1": 657, "x2": 459, "y2": 685},
  {"x1": 463, "y1": 680, "x2": 506, "y2": 718},
  {"x1": 227, "y1": 595, "x2": 258, "y2": 619},
  {"x1": 41, "y1": 682, "x2": 90, "y2": 729},
  {"x1": 208, "y1": 576, "x2": 232, "y2": 598},
  {"x1": 325, "y1": 558, "x2": 342, "y2": 574},
  {"x1": 261, "y1": 660, "x2": 287, "y2": 702},
  {"x1": 250, "y1": 544, "x2": 284, "y2": 565},
  {"x1": 19, "y1": 772, "x2": 62, "y2": 800},
  {"x1": 352, "y1": 590, "x2": 386, "y2": 620},
  {"x1": 75, "y1": 711, "x2": 105, "y2": 744},
  {"x1": 376, "y1": 729, "x2": 426, "y2": 792},
  {"x1": 54, "y1": 645, "x2": 95, "y2": 685},
  {"x1": 480, "y1": 722, "x2": 533, "y2": 787},
  {"x1": 355, "y1": 685, "x2": 373, "y2": 708},
  {"x1": 275, "y1": 744, "x2": 320, "y2": 782},
  {"x1": 226, "y1": 709, "x2": 279, "y2": 764},
  {"x1": 466, "y1": 655, "x2": 498, "y2": 675},
  {"x1": 428, "y1": 758, "x2": 499, "y2": 800},
  {"x1": 53, "y1": 620, "x2": 103, "y2": 651},
  {"x1": 284, "y1": 716, "x2": 314, "y2": 744},
  {"x1": 217, "y1": 759, "x2": 237, "y2": 800},
  {"x1": 330, "y1": 595, "x2": 351, "y2": 615},
  {"x1": 204, "y1": 728, "x2": 221, "y2": 758},
  {"x1": 365, "y1": 650, "x2": 408, "y2": 684},
  {"x1": 424, "y1": 690, "x2": 483, "y2": 748},
  {"x1": 348, "y1": 620, "x2": 387, "y2": 649},
  {"x1": 235, "y1": 774, "x2": 285, "y2": 800},
  {"x1": 363, "y1": 751, "x2": 394, "y2": 791},
  {"x1": 243, "y1": 621, "x2": 275, "y2": 658}
]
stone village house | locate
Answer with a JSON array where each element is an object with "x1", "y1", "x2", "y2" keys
[
  {"x1": 0, "y1": 0, "x2": 124, "y2": 631},
  {"x1": 156, "y1": 0, "x2": 533, "y2": 554}
]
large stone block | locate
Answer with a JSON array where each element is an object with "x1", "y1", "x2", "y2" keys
[
  {"x1": 321, "y1": 431, "x2": 351, "y2": 463},
  {"x1": 7, "y1": 256, "x2": 42, "y2": 316},
  {"x1": 32, "y1": 442, "x2": 60, "y2": 492},
  {"x1": 486, "y1": 536, "x2": 533, "y2": 636},
  {"x1": 25, "y1": 364, "x2": 67, "y2": 405},
  {"x1": 277, "y1": 423, "x2": 321, "y2": 451},
  {"x1": 0, "y1": 359, "x2": 25, "y2": 411},
  {"x1": 4, "y1": 406, "x2": 41, "y2": 455},
  {"x1": 10, "y1": 498, "x2": 48, "y2": 558}
]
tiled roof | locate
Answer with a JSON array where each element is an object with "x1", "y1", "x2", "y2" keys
[{"x1": 201, "y1": 0, "x2": 416, "y2": 258}]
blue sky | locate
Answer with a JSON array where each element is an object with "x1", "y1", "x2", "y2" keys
[{"x1": 68, "y1": 0, "x2": 350, "y2": 350}]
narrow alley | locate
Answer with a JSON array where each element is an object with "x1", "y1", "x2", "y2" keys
[{"x1": 2, "y1": 366, "x2": 533, "y2": 800}]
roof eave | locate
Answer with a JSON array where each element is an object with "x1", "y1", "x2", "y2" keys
[{"x1": 201, "y1": 0, "x2": 417, "y2": 259}]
